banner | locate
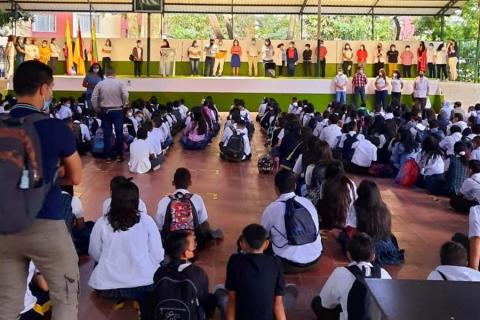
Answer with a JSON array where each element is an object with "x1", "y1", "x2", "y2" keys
[
  {"x1": 65, "y1": 19, "x2": 74, "y2": 75},
  {"x1": 73, "y1": 21, "x2": 86, "y2": 75},
  {"x1": 91, "y1": 19, "x2": 98, "y2": 63}
]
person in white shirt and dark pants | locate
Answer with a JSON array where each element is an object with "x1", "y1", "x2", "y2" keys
[
  {"x1": 413, "y1": 70, "x2": 430, "y2": 112},
  {"x1": 334, "y1": 68, "x2": 348, "y2": 105}
]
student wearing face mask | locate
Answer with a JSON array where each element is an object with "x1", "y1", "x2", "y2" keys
[
  {"x1": 390, "y1": 70, "x2": 404, "y2": 106},
  {"x1": 386, "y1": 44, "x2": 399, "y2": 78},
  {"x1": 400, "y1": 45, "x2": 414, "y2": 78},
  {"x1": 413, "y1": 70, "x2": 430, "y2": 112},
  {"x1": 82, "y1": 63, "x2": 104, "y2": 112},
  {"x1": 285, "y1": 41, "x2": 298, "y2": 77},
  {"x1": 204, "y1": 39, "x2": 217, "y2": 77},
  {"x1": 342, "y1": 43, "x2": 353, "y2": 77},
  {"x1": 427, "y1": 43, "x2": 436, "y2": 78},
  {"x1": 23, "y1": 38, "x2": 35, "y2": 61}
]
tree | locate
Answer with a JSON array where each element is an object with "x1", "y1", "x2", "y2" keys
[{"x1": 0, "y1": 9, "x2": 32, "y2": 36}]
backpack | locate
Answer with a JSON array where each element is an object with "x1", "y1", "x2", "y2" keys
[
  {"x1": 91, "y1": 128, "x2": 104, "y2": 156},
  {"x1": 273, "y1": 197, "x2": 318, "y2": 247},
  {"x1": 0, "y1": 112, "x2": 54, "y2": 234},
  {"x1": 222, "y1": 129, "x2": 245, "y2": 161},
  {"x1": 342, "y1": 134, "x2": 358, "y2": 161},
  {"x1": 395, "y1": 159, "x2": 420, "y2": 187},
  {"x1": 162, "y1": 193, "x2": 200, "y2": 239},
  {"x1": 346, "y1": 265, "x2": 381, "y2": 320},
  {"x1": 152, "y1": 263, "x2": 205, "y2": 320}
]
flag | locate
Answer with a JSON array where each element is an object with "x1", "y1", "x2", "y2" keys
[
  {"x1": 73, "y1": 20, "x2": 86, "y2": 75},
  {"x1": 65, "y1": 19, "x2": 74, "y2": 75},
  {"x1": 91, "y1": 19, "x2": 98, "y2": 63}
]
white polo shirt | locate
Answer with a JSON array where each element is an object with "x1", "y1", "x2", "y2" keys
[
  {"x1": 319, "y1": 261, "x2": 391, "y2": 320},
  {"x1": 102, "y1": 197, "x2": 148, "y2": 215},
  {"x1": 427, "y1": 265, "x2": 480, "y2": 281},
  {"x1": 471, "y1": 148, "x2": 480, "y2": 161},
  {"x1": 414, "y1": 76, "x2": 429, "y2": 98},
  {"x1": 313, "y1": 119, "x2": 330, "y2": 138},
  {"x1": 128, "y1": 138, "x2": 154, "y2": 174},
  {"x1": 351, "y1": 138, "x2": 378, "y2": 167},
  {"x1": 21, "y1": 262, "x2": 37, "y2": 315},
  {"x1": 155, "y1": 189, "x2": 208, "y2": 230},
  {"x1": 88, "y1": 213, "x2": 164, "y2": 290},
  {"x1": 146, "y1": 130, "x2": 163, "y2": 156},
  {"x1": 56, "y1": 105, "x2": 73, "y2": 120},
  {"x1": 439, "y1": 132, "x2": 462, "y2": 156},
  {"x1": 334, "y1": 74, "x2": 348, "y2": 92},
  {"x1": 416, "y1": 153, "x2": 445, "y2": 176},
  {"x1": 320, "y1": 124, "x2": 342, "y2": 148},
  {"x1": 469, "y1": 205, "x2": 480, "y2": 238},
  {"x1": 261, "y1": 192, "x2": 322, "y2": 264},
  {"x1": 459, "y1": 174, "x2": 480, "y2": 202}
]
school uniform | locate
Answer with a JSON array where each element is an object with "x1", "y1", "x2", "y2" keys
[
  {"x1": 451, "y1": 174, "x2": 480, "y2": 212},
  {"x1": 346, "y1": 138, "x2": 377, "y2": 173},
  {"x1": 128, "y1": 138, "x2": 155, "y2": 174},
  {"x1": 471, "y1": 147, "x2": 480, "y2": 160},
  {"x1": 146, "y1": 131, "x2": 163, "y2": 157},
  {"x1": 416, "y1": 153, "x2": 446, "y2": 195},
  {"x1": 439, "y1": 132, "x2": 462, "y2": 156},
  {"x1": 390, "y1": 142, "x2": 418, "y2": 170},
  {"x1": 20, "y1": 263, "x2": 38, "y2": 317},
  {"x1": 220, "y1": 126, "x2": 251, "y2": 160},
  {"x1": 102, "y1": 197, "x2": 148, "y2": 215},
  {"x1": 261, "y1": 192, "x2": 322, "y2": 270},
  {"x1": 56, "y1": 105, "x2": 73, "y2": 120},
  {"x1": 447, "y1": 121, "x2": 468, "y2": 134},
  {"x1": 427, "y1": 265, "x2": 480, "y2": 281},
  {"x1": 313, "y1": 119, "x2": 329, "y2": 138},
  {"x1": 320, "y1": 124, "x2": 342, "y2": 148},
  {"x1": 469, "y1": 205, "x2": 480, "y2": 242}
]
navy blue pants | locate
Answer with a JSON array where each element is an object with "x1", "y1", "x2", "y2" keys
[{"x1": 101, "y1": 109, "x2": 124, "y2": 158}]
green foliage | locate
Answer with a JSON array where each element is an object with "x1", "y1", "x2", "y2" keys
[
  {"x1": 164, "y1": 14, "x2": 211, "y2": 39},
  {"x1": 0, "y1": 10, "x2": 32, "y2": 28}
]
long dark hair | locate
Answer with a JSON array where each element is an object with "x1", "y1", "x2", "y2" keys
[
  {"x1": 191, "y1": 106, "x2": 207, "y2": 135},
  {"x1": 418, "y1": 41, "x2": 426, "y2": 54},
  {"x1": 355, "y1": 180, "x2": 391, "y2": 241},
  {"x1": 454, "y1": 141, "x2": 469, "y2": 166},
  {"x1": 421, "y1": 135, "x2": 444, "y2": 165},
  {"x1": 88, "y1": 62, "x2": 104, "y2": 79},
  {"x1": 398, "y1": 127, "x2": 417, "y2": 153},
  {"x1": 107, "y1": 180, "x2": 140, "y2": 232}
]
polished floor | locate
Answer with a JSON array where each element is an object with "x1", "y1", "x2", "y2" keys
[{"x1": 76, "y1": 114, "x2": 468, "y2": 319}]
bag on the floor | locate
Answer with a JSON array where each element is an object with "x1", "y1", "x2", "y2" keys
[
  {"x1": 222, "y1": 129, "x2": 245, "y2": 161},
  {"x1": 162, "y1": 192, "x2": 200, "y2": 239},
  {"x1": 0, "y1": 112, "x2": 54, "y2": 234},
  {"x1": 153, "y1": 263, "x2": 206, "y2": 320},
  {"x1": 258, "y1": 154, "x2": 274, "y2": 174},
  {"x1": 395, "y1": 159, "x2": 420, "y2": 187},
  {"x1": 91, "y1": 128, "x2": 105, "y2": 156},
  {"x1": 342, "y1": 134, "x2": 358, "y2": 161},
  {"x1": 368, "y1": 163, "x2": 394, "y2": 178},
  {"x1": 346, "y1": 264, "x2": 381, "y2": 320}
]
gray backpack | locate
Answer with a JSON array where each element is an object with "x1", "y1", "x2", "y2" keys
[{"x1": 0, "y1": 112, "x2": 53, "y2": 234}]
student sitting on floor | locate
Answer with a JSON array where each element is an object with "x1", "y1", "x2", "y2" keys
[
  {"x1": 214, "y1": 224, "x2": 298, "y2": 320},
  {"x1": 261, "y1": 170, "x2": 322, "y2": 273},
  {"x1": 470, "y1": 136, "x2": 480, "y2": 160},
  {"x1": 427, "y1": 241, "x2": 480, "y2": 281},
  {"x1": 390, "y1": 127, "x2": 419, "y2": 173},
  {"x1": 343, "y1": 180, "x2": 404, "y2": 266},
  {"x1": 143, "y1": 120, "x2": 164, "y2": 162},
  {"x1": 220, "y1": 119, "x2": 252, "y2": 161},
  {"x1": 311, "y1": 233, "x2": 391, "y2": 320},
  {"x1": 306, "y1": 140, "x2": 335, "y2": 191},
  {"x1": 102, "y1": 176, "x2": 148, "y2": 215},
  {"x1": 445, "y1": 141, "x2": 469, "y2": 196},
  {"x1": 416, "y1": 135, "x2": 447, "y2": 196},
  {"x1": 150, "y1": 231, "x2": 216, "y2": 319},
  {"x1": 19, "y1": 262, "x2": 50, "y2": 320},
  {"x1": 439, "y1": 125, "x2": 462, "y2": 156},
  {"x1": 128, "y1": 128, "x2": 162, "y2": 174},
  {"x1": 319, "y1": 113, "x2": 343, "y2": 149},
  {"x1": 151, "y1": 117, "x2": 166, "y2": 154},
  {"x1": 155, "y1": 167, "x2": 223, "y2": 250},
  {"x1": 469, "y1": 204, "x2": 480, "y2": 269},
  {"x1": 88, "y1": 180, "x2": 164, "y2": 319},
  {"x1": 344, "y1": 136, "x2": 378, "y2": 174},
  {"x1": 70, "y1": 115, "x2": 91, "y2": 155},
  {"x1": 181, "y1": 107, "x2": 209, "y2": 150},
  {"x1": 451, "y1": 160, "x2": 480, "y2": 213}
]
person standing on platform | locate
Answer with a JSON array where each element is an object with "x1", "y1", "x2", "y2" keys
[
  {"x1": 38, "y1": 40, "x2": 51, "y2": 65},
  {"x1": 352, "y1": 66, "x2": 368, "y2": 107},
  {"x1": 91, "y1": 67, "x2": 129, "y2": 162},
  {"x1": 101, "y1": 39, "x2": 112, "y2": 71},
  {"x1": 285, "y1": 41, "x2": 298, "y2": 77},
  {"x1": 317, "y1": 40, "x2": 327, "y2": 78},
  {"x1": 400, "y1": 45, "x2": 414, "y2": 78},
  {"x1": 356, "y1": 44, "x2": 368, "y2": 71},
  {"x1": 427, "y1": 43, "x2": 436, "y2": 78},
  {"x1": 159, "y1": 39, "x2": 171, "y2": 77},
  {"x1": 5, "y1": 35, "x2": 15, "y2": 78},
  {"x1": 261, "y1": 38, "x2": 275, "y2": 77},
  {"x1": 390, "y1": 70, "x2": 404, "y2": 106},
  {"x1": 334, "y1": 68, "x2": 348, "y2": 106},
  {"x1": 23, "y1": 38, "x2": 35, "y2": 61},
  {"x1": 275, "y1": 43, "x2": 286, "y2": 76},
  {"x1": 342, "y1": 43, "x2": 353, "y2": 77},
  {"x1": 302, "y1": 44, "x2": 312, "y2": 77},
  {"x1": 82, "y1": 63, "x2": 104, "y2": 113},
  {"x1": 386, "y1": 44, "x2": 399, "y2": 77},
  {"x1": 204, "y1": 39, "x2": 217, "y2": 77},
  {"x1": 247, "y1": 38, "x2": 260, "y2": 77},
  {"x1": 435, "y1": 43, "x2": 448, "y2": 80},
  {"x1": 214, "y1": 40, "x2": 227, "y2": 77},
  {"x1": 413, "y1": 70, "x2": 430, "y2": 112},
  {"x1": 374, "y1": 43, "x2": 385, "y2": 77},
  {"x1": 231, "y1": 39, "x2": 242, "y2": 77},
  {"x1": 131, "y1": 40, "x2": 143, "y2": 77},
  {"x1": 447, "y1": 39, "x2": 459, "y2": 81},
  {"x1": 14, "y1": 36, "x2": 25, "y2": 67},
  {"x1": 188, "y1": 40, "x2": 201, "y2": 76},
  {"x1": 417, "y1": 41, "x2": 427, "y2": 74},
  {"x1": 49, "y1": 38, "x2": 60, "y2": 73},
  {"x1": 374, "y1": 68, "x2": 389, "y2": 110}
]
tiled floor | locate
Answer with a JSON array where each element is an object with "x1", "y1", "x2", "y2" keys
[{"x1": 76, "y1": 114, "x2": 468, "y2": 319}]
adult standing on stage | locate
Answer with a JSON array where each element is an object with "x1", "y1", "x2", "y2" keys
[
  {"x1": 435, "y1": 43, "x2": 448, "y2": 80},
  {"x1": 38, "y1": 40, "x2": 51, "y2": 65},
  {"x1": 82, "y1": 63, "x2": 104, "y2": 113},
  {"x1": 131, "y1": 40, "x2": 143, "y2": 77},
  {"x1": 413, "y1": 70, "x2": 429, "y2": 112},
  {"x1": 302, "y1": 44, "x2": 313, "y2": 77},
  {"x1": 317, "y1": 40, "x2": 327, "y2": 78},
  {"x1": 246, "y1": 38, "x2": 260, "y2": 77},
  {"x1": 417, "y1": 41, "x2": 427, "y2": 74},
  {"x1": 334, "y1": 67, "x2": 348, "y2": 106},
  {"x1": 14, "y1": 36, "x2": 25, "y2": 67},
  {"x1": 91, "y1": 67, "x2": 128, "y2": 162},
  {"x1": 352, "y1": 66, "x2": 368, "y2": 107},
  {"x1": 342, "y1": 42, "x2": 353, "y2": 77},
  {"x1": 204, "y1": 39, "x2": 217, "y2": 77},
  {"x1": 374, "y1": 68, "x2": 389, "y2": 110},
  {"x1": 390, "y1": 70, "x2": 403, "y2": 106},
  {"x1": 231, "y1": 39, "x2": 242, "y2": 77},
  {"x1": 102, "y1": 39, "x2": 113, "y2": 71},
  {"x1": 447, "y1": 39, "x2": 458, "y2": 81},
  {"x1": 159, "y1": 39, "x2": 171, "y2": 77},
  {"x1": 374, "y1": 43, "x2": 385, "y2": 77},
  {"x1": 356, "y1": 44, "x2": 368, "y2": 71},
  {"x1": 285, "y1": 41, "x2": 298, "y2": 77},
  {"x1": 400, "y1": 45, "x2": 413, "y2": 78},
  {"x1": 213, "y1": 40, "x2": 227, "y2": 77},
  {"x1": 188, "y1": 40, "x2": 201, "y2": 76},
  {"x1": 24, "y1": 38, "x2": 35, "y2": 61},
  {"x1": 386, "y1": 44, "x2": 399, "y2": 77},
  {"x1": 49, "y1": 38, "x2": 60, "y2": 73},
  {"x1": 5, "y1": 35, "x2": 15, "y2": 78},
  {"x1": 261, "y1": 39, "x2": 275, "y2": 77},
  {"x1": 427, "y1": 43, "x2": 436, "y2": 78}
]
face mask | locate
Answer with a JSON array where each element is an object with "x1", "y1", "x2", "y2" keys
[
  {"x1": 406, "y1": 48, "x2": 410, "y2": 51},
  {"x1": 42, "y1": 87, "x2": 52, "y2": 112},
  {"x1": 93, "y1": 68, "x2": 100, "y2": 73}
]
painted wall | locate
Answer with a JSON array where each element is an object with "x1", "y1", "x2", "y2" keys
[{"x1": 31, "y1": 13, "x2": 73, "y2": 39}]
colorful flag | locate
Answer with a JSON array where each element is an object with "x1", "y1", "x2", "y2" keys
[
  {"x1": 65, "y1": 19, "x2": 74, "y2": 75},
  {"x1": 73, "y1": 20, "x2": 86, "y2": 75},
  {"x1": 91, "y1": 19, "x2": 98, "y2": 63}
]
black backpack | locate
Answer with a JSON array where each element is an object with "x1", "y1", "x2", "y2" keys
[
  {"x1": 346, "y1": 264, "x2": 381, "y2": 320},
  {"x1": 273, "y1": 197, "x2": 318, "y2": 247},
  {"x1": 0, "y1": 112, "x2": 54, "y2": 234},
  {"x1": 153, "y1": 264, "x2": 205, "y2": 320},
  {"x1": 223, "y1": 128, "x2": 245, "y2": 161},
  {"x1": 342, "y1": 134, "x2": 358, "y2": 161}
]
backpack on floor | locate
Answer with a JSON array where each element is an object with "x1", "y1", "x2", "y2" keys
[
  {"x1": 222, "y1": 129, "x2": 245, "y2": 161},
  {"x1": 153, "y1": 264, "x2": 205, "y2": 320},
  {"x1": 162, "y1": 192, "x2": 200, "y2": 239},
  {"x1": 273, "y1": 197, "x2": 318, "y2": 247},
  {"x1": 0, "y1": 112, "x2": 54, "y2": 234},
  {"x1": 395, "y1": 159, "x2": 420, "y2": 187},
  {"x1": 342, "y1": 134, "x2": 358, "y2": 161},
  {"x1": 346, "y1": 265, "x2": 381, "y2": 320},
  {"x1": 91, "y1": 128, "x2": 104, "y2": 157}
]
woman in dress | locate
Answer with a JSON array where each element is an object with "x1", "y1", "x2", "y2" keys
[
  {"x1": 102, "y1": 39, "x2": 112, "y2": 71},
  {"x1": 231, "y1": 39, "x2": 242, "y2": 76},
  {"x1": 356, "y1": 44, "x2": 368, "y2": 71},
  {"x1": 417, "y1": 41, "x2": 427, "y2": 74}
]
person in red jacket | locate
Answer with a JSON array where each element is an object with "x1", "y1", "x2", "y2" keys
[{"x1": 285, "y1": 41, "x2": 299, "y2": 77}]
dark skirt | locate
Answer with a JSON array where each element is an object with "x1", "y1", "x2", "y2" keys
[{"x1": 231, "y1": 54, "x2": 241, "y2": 68}]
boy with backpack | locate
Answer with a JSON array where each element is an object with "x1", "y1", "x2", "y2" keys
[
  {"x1": 155, "y1": 167, "x2": 223, "y2": 250},
  {"x1": 150, "y1": 231, "x2": 216, "y2": 320},
  {"x1": 220, "y1": 119, "x2": 251, "y2": 161},
  {"x1": 427, "y1": 241, "x2": 480, "y2": 281},
  {"x1": 261, "y1": 170, "x2": 322, "y2": 273},
  {"x1": 311, "y1": 233, "x2": 391, "y2": 320}
]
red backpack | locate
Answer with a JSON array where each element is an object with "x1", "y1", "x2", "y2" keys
[
  {"x1": 161, "y1": 192, "x2": 200, "y2": 239},
  {"x1": 395, "y1": 159, "x2": 420, "y2": 187}
]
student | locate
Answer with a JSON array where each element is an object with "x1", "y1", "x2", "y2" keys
[
  {"x1": 400, "y1": 45, "x2": 414, "y2": 78},
  {"x1": 342, "y1": 43, "x2": 354, "y2": 77},
  {"x1": 471, "y1": 136, "x2": 480, "y2": 160},
  {"x1": 102, "y1": 176, "x2": 148, "y2": 215},
  {"x1": 261, "y1": 170, "x2": 322, "y2": 273},
  {"x1": 391, "y1": 127, "x2": 419, "y2": 172},
  {"x1": 312, "y1": 233, "x2": 391, "y2": 320},
  {"x1": 131, "y1": 40, "x2": 143, "y2": 77},
  {"x1": 302, "y1": 44, "x2": 313, "y2": 77},
  {"x1": 439, "y1": 125, "x2": 462, "y2": 156},
  {"x1": 143, "y1": 120, "x2": 164, "y2": 161},
  {"x1": 445, "y1": 141, "x2": 469, "y2": 196},
  {"x1": 285, "y1": 41, "x2": 298, "y2": 77},
  {"x1": 88, "y1": 180, "x2": 164, "y2": 318},
  {"x1": 220, "y1": 119, "x2": 252, "y2": 161},
  {"x1": 373, "y1": 43, "x2": 385, "y2": 76},
  {"x1": 427, "y1": 241, "x2": 480, "y2": 280},
  {"x1": 214, "y1": 224, "x2": 298, "y2": 320},
  {"x1": 344, "y1": 136, "x2": 378, "y2": 174},
  {"x1": 287, "y1": 97, "x2": 300, "y2": 114},
  {"x1": 319, "y1": 113, "x2": 342, "y2": 149},
  {"x1": 386, "y1": 44, "x2": 399, "y2": 77},
  {"x1": 374, "y1": 68, "x2": 389, "y2": 110},
  {"x1": 278, "y1": 114, "x2": 302, "y2": 169},
  {"x1": 151, "y1": 231, "x2": 216, "y2": 319},
  {"x1": 413, "y1": 70, "x2": 430, "y2": 112},
  {"x1": 334, "y1": 68, "x2": 348, "y2": 105},
  {"x1": 204, "y1": 39, "x2": 218, "y2": 77},
  {"x1": 214, "y1": 40, "x2": 227, "y2": 77},
  {"x1": 427, "y1": 43, "x2": 436, "y2": 78},
  {"x1": 435, "y1": 43, "x2": 448, "y2": 80},
  {"x1": 416, "y1": 136, "x2": 446, "y2": 195},
  {"x1": 390, "y1": 70, "x2": 404, "y2": 106},
  {"x1": 307, "y1": 140, "x2": 336, "y2": 192},
  {"x1": 451, "y1": 160, "x2": 480, "y2": 213},
  {"x1": 128, "y1": 127, "x2": 162, "y2": 174},
  {"x1": 56, "y1": 97, "x2": 73, "y2": 120},
  {"x1": 275, "y1": 43, "x2": 286, "y2": 76},
  {"x1": 181, "y1": 107, "x2": 209, "y2": 150}
]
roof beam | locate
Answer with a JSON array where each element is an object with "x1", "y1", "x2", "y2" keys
[
  {"x1": 299, "y1": 0, "x2": 309, "y2": 15},
  {"x1": 435, "y1": 0, "x2": 458, "y2": 17},
  {"x1": 368, "y1": 0, "x2": 380, "y2": 15}
]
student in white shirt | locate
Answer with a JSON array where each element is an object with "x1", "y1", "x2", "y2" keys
[
  {"x1": 413, "y1": 71, "x2": 430, "y2": 111},
  {"x1": 319, "y1": 113, "x2": 342, "y2": 148},
  {"x1": 56, "y1": 102, "x2": 73, "y2": 120},
  {"x1": 439, "y1": 125, "x2": 462, "y2": 156},
  {"x1": 143, "y1": 120, "x2": 163, "y2": 159},
  {"x1": 428, "y1": 241, "x2": 480, "y2": 281},
  {"x1": 128, "y1": 127, "x2": 161, "y2": 174},
  {"x1": 220, "y1": 119, "x2": 251, "y2": 161},
  {"x1": 102, "y1": 176, "x2": 148, "y2": 215},
  {"x1": 89, "y1": 180, "x2": 164, "y2": 313},
  {"x1": 288, "y1": 97, "x2": 300, "y2": 114},
  {"x1": 312, "y1": 233, "x2": 391, "y2": 320},
  {"x1": 334, "y1": 68, "x2": 348, "y2": 106},
  {"x1": 471, "y1": 136, "x2": 480, "y2": 160},
  {"x1": 345, "y1": 136, "x2": 378, "y2": 174},
  {"x1": 469, "y1": 205, "x2": 480, "y2": 269},
  {"x1": 416, "y1": 135, "x2": 447, "y2": 195},
  {"x1": 261, "y1": 170, "x2": 322, "y2": 273},
  {"x1": 450, "y1": 160, "x2": 480, "y2": 213}
]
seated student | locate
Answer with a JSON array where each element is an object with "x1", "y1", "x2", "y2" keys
[
  {"x1": 427, "y1": 241, "x2": 480, "y2": 281},
  {"x1": 102, "y1": 176, "x2": 148, "y2": 215},
  {"x1": 176, "y1": 99, "x2": 189, "y2": 121},
  {"x1": 128, "y1": 128, "x2": 162, "y2": 174},
  {"x1": 319, "y1": 113, "x2": 342, "y2": 149},
  {"x1": 301, "y1": 104, "x2": 316, "y2": 129},
  {"x1": 313, "y1": 110, "x2": 330, "y2": 138},
  {"x1": 343, "y1": 180, "x2": 404, "y2": 266},
  {"x1": 143, "y1": 120, "x2": 164, "y2": 162},
  {"x1": 337, "y1": 121, "x2": 361, "y2": 160},
  {"x1": 344, "y1": 136, "x2": 378, "y2": 174},
  {"x1": 445, "y1": 141, "x2": 469, "y2": 196},
  {"x1": 449, "y1": 112, "x2": 468, "y2": 133},
  {"x1": 439, "y1": 125, "x2": 462, "y2": 156},
  {"x1": 278, "y1": 114, "x2": 302, "y2": 169},
  {"x1": 55, "y1": 97, "x2": 73, "y2": 120},
  {"x1": 214, "y1": 224, "x2": 298, "y2": 320},
  {"x1": 261, "y1": 170, "x2": 322, "y2": 273},
  {"x1": 88, "y1": 180, "x2": 164, "y2": 318},
  {"x1": 220, "y1": 119, "x2": 252, "y2": 161},
  {"x1": 451, "y1": 160, "x2": 480, "y2": 213},
  {"x1": 159, "y1": 113, "x2": 174, "y2": 149},
  {"x1": 307, "y1": 140, "x2": 336, "y2": 191},
  {"x1": 470, "y1": 136, "x2": 480, "y2": 160},
  {"x1": 416, "y1": 135, "x2": 446, "y2": 196},
  {"x1": 288, "y1": 97, "x2": 300, "y2": 115},
  {"x1": 155, "y1": 168, "x2": 222, "y2": 250},
  {"x1": 469, "y1": 205, "x2": 480, "y2": 269},
  {"x1": 150, "y1": 231, "x2": 216, "y2": 319},
  {"x1": 257, "y1": 97, "x2": 269, "y2": 122},
  {"x1": 427, "y1": 119, "x2": 446, "y2": 142},
  {"x1": 311, "y1": 233, "x2": 392, "y2": 320},
  {"x1": 182, "y1": 107, "x2": 209, "y2": 150},
  {"x1": 391, "y1": 127, "x2": 419, "y2": 172},
  {"x1": 19, "y1": 262, "x2": 50, "y2": 320}
]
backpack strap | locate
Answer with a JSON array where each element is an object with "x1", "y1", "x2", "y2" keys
[{"x1": 437, "y1": 270, "x2": 448, "y2": 281}]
